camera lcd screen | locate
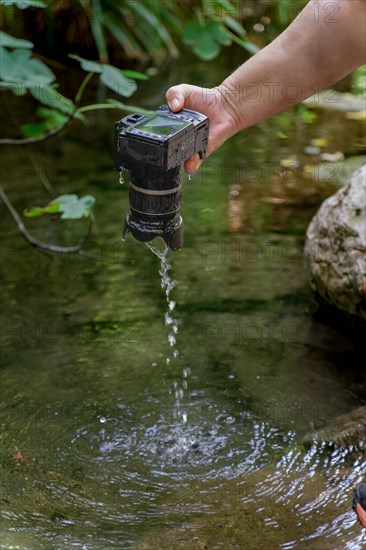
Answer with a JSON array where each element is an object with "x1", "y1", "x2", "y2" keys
[{"x1": 133, "y1": 114, "x2": 191, "y2": 136}]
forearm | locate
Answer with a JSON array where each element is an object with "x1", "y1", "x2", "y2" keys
[{"x1": 221, "y1": 0, "x2": 366, "y2": 132}]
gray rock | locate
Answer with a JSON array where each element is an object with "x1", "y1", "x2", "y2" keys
[
  {"x1": 303, "y1": 405, "x2": 366, "y2": 448},
  {"x1": 304, "y1": 165, "x2": 366, "y2": 322}
]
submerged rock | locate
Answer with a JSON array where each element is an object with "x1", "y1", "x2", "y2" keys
[
  {"x1": 303, "y1": 405, "x2": 366, "y2": 448},
  {"x1": 304, "y1": 165, "x2": 366, "y2": 323}
]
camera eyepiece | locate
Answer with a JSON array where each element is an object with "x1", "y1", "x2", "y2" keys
[{"x1": 114, "y1": 105, "x2": 209, "y2": 251}]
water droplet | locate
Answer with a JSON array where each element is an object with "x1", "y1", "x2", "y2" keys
[
  {"x1": 152, "y1": 362, "x2": 157, "y2": 368},
  {"x1": 119, "y1": 171, "x2": 125, "y2": 184},
  {"x1": 188, "y1": 174, "x2": 192, "y2": 181},
  {"x1": 99, "y1": 416, "x2": 106, "y2": 424}
]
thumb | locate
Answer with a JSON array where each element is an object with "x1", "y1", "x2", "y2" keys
[
  {"x1": 166, "y1": 84, "x2": 204, "y2": 112},
  {"x1": 166, "y1": 84, "x2": 207, "y2": 174}
]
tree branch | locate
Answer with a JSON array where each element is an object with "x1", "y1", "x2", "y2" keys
[
  {"x1": 0, "y1": 186, "x2": 133, "y2": 265},
  {"x1": 0, "y1": 185, "x2": 92, "y2": 254},
  {"x1": 0, "y1": 115, "x2": 75, "y2": 145}
]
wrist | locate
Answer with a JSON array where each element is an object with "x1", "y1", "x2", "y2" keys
[{"x1": 215, "y1": 79, "x2": 256, "y2": 135}]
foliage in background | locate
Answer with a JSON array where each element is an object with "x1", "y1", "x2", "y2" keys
[
  {"x1": 0, "y1": 0, "x2": 313, "y2": 65},
  {"x1": 0, "y1": 0, "x2": 150, "y2": 141},
  {"x1": 0, "y1": 0, "x2": 274, "y2": 63},
  {"x1": 0, "y1": 0, "x2": 151, "y2": 254},
  {"x1": 352, "y1": 65, "x2": 366, "y2": 98}
]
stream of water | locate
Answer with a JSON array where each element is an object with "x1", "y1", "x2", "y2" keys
[{"x1": 146, "y1": 239, "x2": 191, "y2": 427}]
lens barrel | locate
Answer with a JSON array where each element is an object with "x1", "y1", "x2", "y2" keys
[{"x1": 122, "y1": 163, "x2": 184, "y2": 250}]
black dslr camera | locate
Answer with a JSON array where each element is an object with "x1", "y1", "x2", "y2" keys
[{"x1": 114, "y1": 105, "x2": 209, "y2": 251}]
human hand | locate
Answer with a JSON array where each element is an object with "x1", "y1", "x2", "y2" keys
[{"x1": 166, "y1": 84, "x2": 239, "y2": 174}]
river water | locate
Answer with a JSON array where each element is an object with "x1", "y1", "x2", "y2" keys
[{"x1": 1, "y1": 53, "x2": 365, "y2": 549}]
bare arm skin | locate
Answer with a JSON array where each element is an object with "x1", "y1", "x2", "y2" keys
[{"x1": 166, "y1": 0, "x2": 366, "y2": 173}]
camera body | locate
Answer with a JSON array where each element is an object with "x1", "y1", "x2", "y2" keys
[{"x1": 114, "y1": 105, "x2": 209, "y2": 250}]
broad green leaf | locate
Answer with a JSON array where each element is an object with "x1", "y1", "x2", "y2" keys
[
  {"x1": 100, "y1": 64, "x2": 137, "y2": 97},
  {"x1": 0, "y1": 0, "x2": 46, "y2": 7},
  {"x1": 121, "y1": 69, "x2": 148, "y2": 80},
  {"x1": 50, "y1": 194, "x2": 96, "y2": 219},
  {"x1": 206, "y1": 20, "x2": 231, "y2": 46},
  {"x1": 0, "y1": 31, "x2": 33, "y2": 49},
  {"x1": 0, "y1": 48, "x2": 55, "y2": 87},
  {"x1": 193, "y1": 32, "x2": 220, "y2": 61},
  {"x1": 69, "y1": 54, "x2": 102, "y2": 73},
  {"x1": 183, "y1": 19, "x2": 232, "y2": 60},
  {"x1": 21, "y1": 107, "x2": 69, "y2": 137},
  {"x1": 36, "y1": 107, "x2": 69, "y2": 125},
  {"x1": 7, "y1": 82, "x2": 28, "y2": 95},
  {"x1": 30, "y1": 85, "x2": 82, "y2": 119},
  {"x1": 21, "y1": 121, "x2": 47, "y2": 138},
  {"x1": 183, "y1": 20, "x2": 202, "y2": 45}
]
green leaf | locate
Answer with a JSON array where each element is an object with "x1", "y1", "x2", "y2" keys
[
  {"x1": 0, "y1": 47, "x2": 55, "y2": 88},
  {"x1": 121, "y1": 69, "x2": 148, "y2": 81},
  {"x1": 183, "y1": 20, "x2": 202, "y2": 46},
  {"x1": 0, "y1": 0, "x2": 46, "y2": 7},
  {"x1": 43, "y1": 203, "x2": 62, "y2": 214},
  {"x1": 23, "y1": 206, "x2": 46, "y2": 218},
  {"x1": 183, "y1": 19, "x2": 231, "y2": 60},
  {"x1": 50, "y1": 194, "x2": 96, "y2": 219},
  {"x1": 23, "y1": 202, "x2": 61, "y2": 218},
  {"x1": 69, "y1": 54, "x2": 102, "y2": 73},
  {"x1": 24, "y1": 194, "x2": 96, "y2": 219},
  {"x1": 0, "y1": 31, "x2": 33, "y2": 49},
  {"x1": 206, "y1": 20, "x2": 231, "y2": 46},
  {"x1": 21, "y1": 107, "x2": 70, "y2": 137},
  {"x1": 100, "y1": 64, "x2": 137, "y2": 97},
  {"x1": 36, "y1": 107, "x2": 69, "y2": 125},
  {"x1": 21, "y1": 121, "x2": 47, "y2": 138},
  {"x1": 193, "y1": 32, "x2": 220, "y2": 61},
  {"x1": 30, "y1": 85, "x2": 82, "y2": 119}
]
